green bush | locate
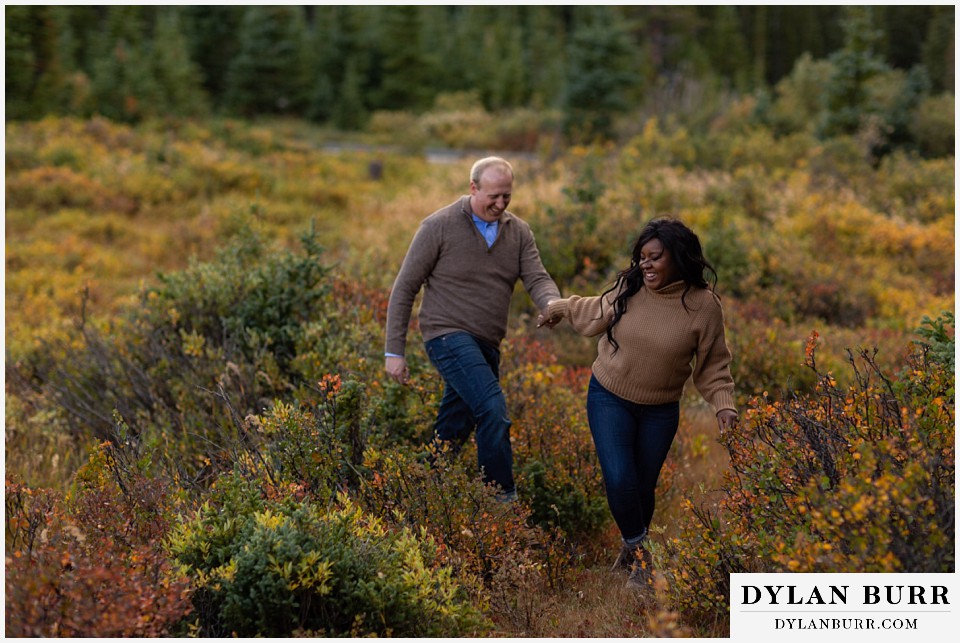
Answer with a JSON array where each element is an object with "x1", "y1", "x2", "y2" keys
[
  {"x1": 767, "y1": 53, "x2": 833, "y2": 135},
  {"x1": 168, "y1": 476, "x2": 489, "y2": 637},
  {"x1": 914, "y1": 311, "x2": 955, "y2": 373},
  {"x1": 7, "y1": 222, "x2": 337, "y2": 483},
  {"x1": 910, "y1": 93, "x2": 955, "y2": 158},
  {"x1": 241, "y1": 378, "x2": 370, "y2": 504}
]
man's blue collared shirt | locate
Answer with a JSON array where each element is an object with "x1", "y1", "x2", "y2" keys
[{"x1": 472, "y1": 214, "x2": 498, "y2": 248}]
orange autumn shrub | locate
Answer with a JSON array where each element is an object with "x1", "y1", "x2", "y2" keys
[
  {"x1": 5, "y1": 441, "x2": 191, "y2": 637},
  {"x1": 663, "y1": 318, "x2": 954, "y2": 628},
  {"x1": 501, "y1": 336, "x2": 609, "y2": 543},
  {"x1": 5, "y1": 166, "x2": 121, "y2": 213}
]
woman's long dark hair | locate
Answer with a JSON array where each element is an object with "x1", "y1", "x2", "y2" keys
[{"x1": 603, "y1": 217, "x2": 718, "y2": 352}]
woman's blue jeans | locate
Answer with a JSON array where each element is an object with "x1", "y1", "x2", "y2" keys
[
  {"x1": 424, "y1": 332, "x2": 514, "y2": 494},
  {"x1": 587, "y1": 374, "x2": 679, "y2": 542}
]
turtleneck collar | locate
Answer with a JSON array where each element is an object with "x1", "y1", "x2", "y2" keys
[{"x1": 648, "y1": 280, "x2": 687, "y2": 297}]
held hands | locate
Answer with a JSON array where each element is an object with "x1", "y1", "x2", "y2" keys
[
  {"x1": 537, "y1": 309, "x2": 563, "y2": 329},
  {"x1": 385, "y1": 355, "x2": 409, "y2": 385},
  {"x1": 716, "y1": 409, "x2": 739, "y2": 434},
  {"x1": 537, "y1": 297, "x2": 563, "y2": 329}
]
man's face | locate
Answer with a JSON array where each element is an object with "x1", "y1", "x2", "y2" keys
[{"x1": 470, "y1": 168, "x2": 513, "y2": 222}]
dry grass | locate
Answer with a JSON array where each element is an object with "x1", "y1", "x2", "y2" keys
[{"x1": 491, "y1": 566, "x2": 695, "y2": 637}]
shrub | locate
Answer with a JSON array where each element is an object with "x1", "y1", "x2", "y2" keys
[
  {"x1": 664, "y1": 321, "x2": 954, "y2": 628},
  {"x1": 7, "y1": 223, "x2": 337, "y2": 484},
  {"x1": 620, "y1": 118, "x2": 697, "y2": 170},
  {"x1": 493, "y1": 107, "x2": 562, "y2": 152},
  {"x1": 360, "y1": 447, "x2": 561, "y2": 581},
  {"x1": 5, "y1": 439, "x2": 192, "y2": 637},
  {"x1": 232, "y1": 376, "x2": 371, "y2": 504},
  {"x1": 500, "y1": 337, "x2": 609, "y2": 542},
  {"x1": 767, "y1": 53, "x2": 833, "y2": 135},
  {"x1": 914, "y1": 311, "x2": 955, "y2": 373},
  {"x1": 871, "y1": 152, "x2": 955, "y2": 224},
  {"x1": 168, "y1": 476, "x2": 489, "y2": 637},
  {"x1": 367, "y1": 110, "x2": 427, "y2": 149},
  {"x1": 526, "y1": 151, "x2": 625, "y2": 289},
  {"x1": 419, "y1": 98, "x2": 496, "y2": 149},
  {"x1": 5, "y1": 166, "x2": 116, "y2": 212},
  {"x1": 358, "y1": 447, "x2": 573, "y2": 630},
  {"x1": 723, "y1": 303, "x2": 817, "y2": 401},
  {"x1": 910, "y1": 93, "x2": 955, "y2": 158}
]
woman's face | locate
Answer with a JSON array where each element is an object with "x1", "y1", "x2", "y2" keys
[{"x1": 638, "y1": 238, "x2": 678, "y2": 290}]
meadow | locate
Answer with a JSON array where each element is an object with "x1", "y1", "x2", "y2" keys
[{"x1": 5, "y1": 113, "x2": 954, "y2": 637}]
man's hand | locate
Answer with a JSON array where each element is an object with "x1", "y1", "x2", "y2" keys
[{"x1": 386, "y1": 355, "x2": 409, "y2": 385}]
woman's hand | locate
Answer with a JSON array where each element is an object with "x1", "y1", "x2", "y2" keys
[
  {"x1": 716, "y1": 409, "x2": 739, "y2": 434},
  {"x1": 537, "y1": 304, "x2": 563, "y2": 329},
  {"x1": 537, "y1": 312, "x2": 561, "y2": 328}
]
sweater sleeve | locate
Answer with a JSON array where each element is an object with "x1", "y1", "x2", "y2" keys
[
  {"x1": 548, "y1": 294, "x2": 614, "y2": 338},
  {"x1": 385, "y1": 221, "x2": 440, "y2": 356},
  {"x1": 691, "y1": 296, "x2": 737, "y2": 415},
  {"x1": 518, "y1": 224, "x2": 561, "y2": 310}
]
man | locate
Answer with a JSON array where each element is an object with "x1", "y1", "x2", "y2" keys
[{"x1": 385, "y1": 157, "x2": 560, "y2": 501}]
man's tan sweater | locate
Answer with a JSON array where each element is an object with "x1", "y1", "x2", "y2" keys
[
  {"x1": 386, "y1": 196, "x2": 560, "y2": 356},
  {"x1": 547, "y1": 281, "x2": 736, "y2": 414}
]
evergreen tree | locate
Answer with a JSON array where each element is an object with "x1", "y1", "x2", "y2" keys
[
  {"x1": 761, "y1": 6, "x2": 843, "y2": 85},
  {"x1": 624, "y1": 5, "x2": 703, "y2": 81},
  {"x1": 378, "y1": 6, "x2": 433, "y2": 111},
  {"x1": 524, "y1": 7, "x2": 566, "y2": 107},
  {"x1": 703, "y1": 6, "x2": 750, "y2": 90},
  {"x1": 304, "y1": 6, "x2": 340, "y2": 122},
  {"x1": 6, "y1": 6, "x2": 40, "y2": 119},
  {"x1": 818, "y1": 6, "x2": 890, "y2": 138},
  {"x1": 150, "y1": 8, "x2": 209, "y2": 117},
  {"x1": 331, "y1": 58, "x2": 367, "y2": 130},
  {"x1": 55, "y1": 6, "x2": 104, "y2": 74},
  {"x1": 921, "y1": 6, "x2": 955, "y2": 93},
  {"x1": 181, "y1": 6, "x2": 244, "y2": 108},
  {"x1": 309, "y1": 6, "x2": 380, "y2": 122},
  {"x1": 448, "y1": 6, "x2": 500, "y2": 100},
  {"x1": 5, "y1": 5, "x2": 70, "y2": 118},
  {"x1": 877, "y1": 5, "x2": 934, "y2": 70},
  {"x1": 224, "y1": 6, "x2": 310, "y2": 116},
  {"x1": 749, "y1": 5, "x2": 768, "y2": 88},
  {"x1": 483, "y1": 8, "x2": 527, "y2": 110},
  {"x1": 419, "y1": 6, "x2": 460, "y2": 100},
  {"x1": 563, "y1": 7, "x2": 638, "y2": 141},
  {"x1": 89, "y1": 6, "x2": 162, "y2": 121}
]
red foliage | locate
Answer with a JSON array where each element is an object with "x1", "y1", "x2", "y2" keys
[{"x1": 5, "y1": 471, "x2": 193, "y2": 637}]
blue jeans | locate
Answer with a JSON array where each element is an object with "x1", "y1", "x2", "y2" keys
[
  {"x1": 424, "y1": 332, "x2": 514, "y2": 494},
  {"x1": 587, "y1": 374, "x2": 679, "y2": 542}
]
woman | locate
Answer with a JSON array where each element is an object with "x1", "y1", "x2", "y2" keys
[{"x1": 539, "y1": 217, "x2": 738, "y2": 590}]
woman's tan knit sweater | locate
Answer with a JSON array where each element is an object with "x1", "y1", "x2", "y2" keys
[{"x1": 547, "y1": 281, "x2": 736, "y2": 415}]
